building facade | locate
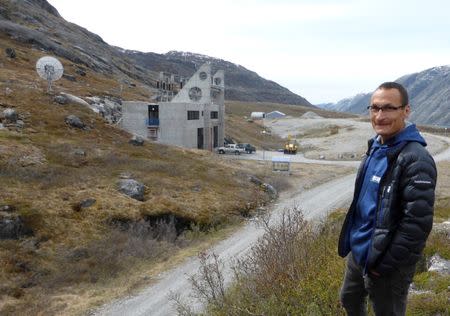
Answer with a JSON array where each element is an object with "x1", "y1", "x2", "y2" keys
[{"x1": 121, "y1": 63, "x2": 225, "y2": 150}]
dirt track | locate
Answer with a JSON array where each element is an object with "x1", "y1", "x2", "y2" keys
[
  {"x1": 94, "y1": 119, "x2": 450, "y2": 316},
  {"x1": 94, "y1": 172, "x2": 356, "y2": 316}
]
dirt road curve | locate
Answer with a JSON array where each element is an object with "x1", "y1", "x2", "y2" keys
[{"x1": 95, "y1": 140, "x2": 450, "y2": 316}]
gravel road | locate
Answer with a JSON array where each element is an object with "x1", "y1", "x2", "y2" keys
[
  {"x1": 94, "y1": 173, "x2": 356, "y2": 316},
  {"x1": 95, "y1": 135, "x2": 450, "y2": 316}
]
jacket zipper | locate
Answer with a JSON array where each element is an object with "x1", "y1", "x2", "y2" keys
[{"x1": 364, "y1": 172, "x2": 388, "y2": 275}]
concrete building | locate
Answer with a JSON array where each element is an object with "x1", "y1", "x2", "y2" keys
[{"x1": 121, "y1": 63, "x2": 225, "y2": 150}]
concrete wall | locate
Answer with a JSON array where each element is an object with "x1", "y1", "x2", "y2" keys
[
  {"x1": 121, "y1": 101, "x2": 148, "y2": 138},
  {"x1": 159, "y1": 102, "x2": 221, "y2": 149},
  {"x1": 122, "y1": 101, "x2": 222, "y2": 150}
]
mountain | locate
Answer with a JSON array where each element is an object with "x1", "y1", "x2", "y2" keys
[
  {"x1": 0, "y1": 1, "x2": 275, "y2": 314},
  {"x1": 0, "y1": 0, "x2": 311, "y2": 106},
  {"x1": 317, "y1": 66, "x2": 450, "y2": 126},
  {"x1": 124, "y1": 50, "x2": 312, "y2": 105}
]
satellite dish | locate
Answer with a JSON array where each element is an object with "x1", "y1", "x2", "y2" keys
[{"x1": 36, "y1": 56, "x2": 64, "y2": 92}]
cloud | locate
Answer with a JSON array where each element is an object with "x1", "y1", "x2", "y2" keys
[{"x1": 48, "y1": 0, "x2": 450, "y2": 103}]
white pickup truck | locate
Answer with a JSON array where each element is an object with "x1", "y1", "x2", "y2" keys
[{"x1": 217, "y1": 144, "x2": 245, "y2": 155}]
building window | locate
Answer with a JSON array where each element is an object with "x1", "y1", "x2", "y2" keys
[
  {"x1": 147, "y1": 104, "x2": 159, "y2": 126},
  {"x1": 211, "y1": 111, "x2": 219, "y2": 119},
  {"x1": 187, "y1": 110, "x2": 200, "y2": 120}
]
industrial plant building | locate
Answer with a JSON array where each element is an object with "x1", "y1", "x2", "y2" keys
[{"x1": 121, "y1": 63, "x2": 225, "y2": 150}]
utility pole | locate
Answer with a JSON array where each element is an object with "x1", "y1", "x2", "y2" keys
[{"x1": 261, "y1": 118, "x2": 267, "y2": 161}]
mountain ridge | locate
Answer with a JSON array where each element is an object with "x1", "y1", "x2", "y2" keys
[
  {"x1": 0, "y1": 0, "x2": 312, "y2": 106},
  {"x1": 317, "y1": 65, "x2": 450, "y2": 126}
]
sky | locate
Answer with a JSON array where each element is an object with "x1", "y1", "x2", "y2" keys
[{"x1": 47, "y1": 0, "x2": 450, "y2": 104}]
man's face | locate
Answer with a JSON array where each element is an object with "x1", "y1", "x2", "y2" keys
[{"x1": 370, "y1": 88, "x2": 410, "y2": 142}]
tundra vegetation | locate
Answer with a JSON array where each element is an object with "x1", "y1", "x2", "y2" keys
[
  {"x1": 1, "y1": 33, "x2": 449, "y2": 316},
  {"x1": 0, "y1": 36, "x2": 273, "y2": 315},
  {"x1": 0, "y1": 34, "x2": 352, "y2": 315},
  {"x1": 180, "y1": 161, "x2": 450, "y2": 316}
]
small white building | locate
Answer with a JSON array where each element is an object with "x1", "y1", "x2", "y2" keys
[
  {"x1": 121, "y1": 63, "x2": 225, "y2": 150},
  {"x1": 266, "y1": 110, "x2": 286, "y2": 119},
  {"x1": 250, "y1": 112, "x2": 266, "y2": 120},
  {"x1": 272, "y1": 156, "x2": 290, "y2": 172}
]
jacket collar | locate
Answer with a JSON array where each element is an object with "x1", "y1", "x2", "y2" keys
[{"x1": 366, "y1": 138, "x2": 408, "y2": 163}]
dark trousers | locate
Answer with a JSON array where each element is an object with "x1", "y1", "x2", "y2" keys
[{"x1": 340, "y1": 253, "x2": 415, "y2": 316}]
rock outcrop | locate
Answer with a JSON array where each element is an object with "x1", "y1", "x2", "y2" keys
[
  {"x1": 117, "y1": 178, "x2": 145, "y2": 201},
  {"x1": 0, "y1": 210, "x2": 33, "y2": 240},
  {"x1": 65, "y1": 115, "x2": 85, "y2": 129}
]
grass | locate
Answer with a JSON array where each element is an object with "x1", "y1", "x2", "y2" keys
[
  {"x1": 177, "y1": 209, "x2": 347, "y2": 316},
  {"x1": 2, "y1": 30, "x2": 449, "y2": 316},
  {"x1": 184, "y1": 160, "x2": 450, "y2": 316},
  {"x1": 0, "y1": 36, "x2": 271, "y2": 315}
]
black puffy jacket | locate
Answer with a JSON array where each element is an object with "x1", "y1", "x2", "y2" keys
[{"x1": 338, "y1": 139, "x2": 437, "y2": 275}]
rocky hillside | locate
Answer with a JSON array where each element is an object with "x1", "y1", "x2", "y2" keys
[
  {"x1": 0, "y1": 0, "x2": 278, "y2": 314},
  {"x1": 0, "y1": 0, "x2": 311, "y2": 106},
  {"x1": 125, "y1": 50, "x2": 312, "y2": 105},
  {"x1": 317, "y1": 65, "x2": 450, "y2": 127}
]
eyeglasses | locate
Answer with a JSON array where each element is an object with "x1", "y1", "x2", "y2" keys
[{"x1": 367, "y1": 105, "x2": 406, "y2": 113}]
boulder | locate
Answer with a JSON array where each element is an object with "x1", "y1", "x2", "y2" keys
[
  {"x1": 5, "y1": 47, "x2": 16, "y2": 58},
  {"x1": 249, "y1": 175, "x2": 263, "y2": 186},
  {"x1": 3, "y1": 108, "x2": 18, "y2": 123},
  {"x1": 85, "y1": 96, "x2": 122, "y2": 124},
  {"x1": 428, "y1": 254, "x2": 450, "y2": 275},
  {"x1": 79, "y1": 198, "x2": 96, "y2": 208},
  {"x1": 60, "y1": 92, "x2": 90, "y2": 107},
  {"x1": 0, "y1": 213, "x2": 33, "y2": 239},
  {"x1": 117, "y1": 179, "x2": 145, "y2": 201},
  {"x1": 129, "y1": 135, "x2": 144, "y2": 146},
  {"x1": 73, "y1": 148, "x2": 86, "y2": 156},
  {"x1": 16, "y1": 120, "x2": 24, "y2": 129},
  {"x1": 65, "y1": 115, "x2": 85, "y2": 129},
  {"x1": 53, "y1": 95, "x2": 67, "y2": 104},
  {"x1": 263, "y1": 183, "x2": 278, "y2": 199},
  {"x1": 63, "y1": 74, "x2": 76, "y2": 82},
  {"x1": 433, "y1": 221, "x2": 450, "y2": 237}
]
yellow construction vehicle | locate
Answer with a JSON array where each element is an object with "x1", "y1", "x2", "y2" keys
[{"x1": 284, "y1": 135, "x2": 299, "y2": 154}]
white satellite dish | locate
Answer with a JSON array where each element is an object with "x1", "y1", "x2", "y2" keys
[{"x1": 36, "y1": 56, "x2": 64, "y2": 92}]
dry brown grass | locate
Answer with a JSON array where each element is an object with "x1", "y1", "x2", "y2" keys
[
  {"x1": 0, "y1": 36, "x2": 269, "y2": 315},
  {"x1": 435, "y1": 161, "x2": 450, "y2": 223},
  {"x1": 177, "y1": 209, "x2": 347, "y2": 316},
  {"x1": 184, "y1": 161, "x2": 450, "y2": 316}
]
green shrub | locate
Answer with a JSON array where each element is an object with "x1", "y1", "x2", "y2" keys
[{"x1": 180, "y1": 209, "x2": 346, "y2": 316}]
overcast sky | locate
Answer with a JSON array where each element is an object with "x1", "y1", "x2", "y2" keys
[{"x1": 48, "y1": 0, "x2": 450, "y2": 104}]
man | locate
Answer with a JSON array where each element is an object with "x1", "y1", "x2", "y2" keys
[{"x1": 338, "y1": 82, "x2": 437, "y2": 316}]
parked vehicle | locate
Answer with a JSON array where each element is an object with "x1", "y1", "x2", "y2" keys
[
  {"x1": 237, "y1": 143, "x2": 256, "y2": 154},
  {"x1": 217, "y1": 144, "x2": 245, "y2": 155},
  {"x1": 284, "y1": 136, "x2": 299, "y2": 154}
]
